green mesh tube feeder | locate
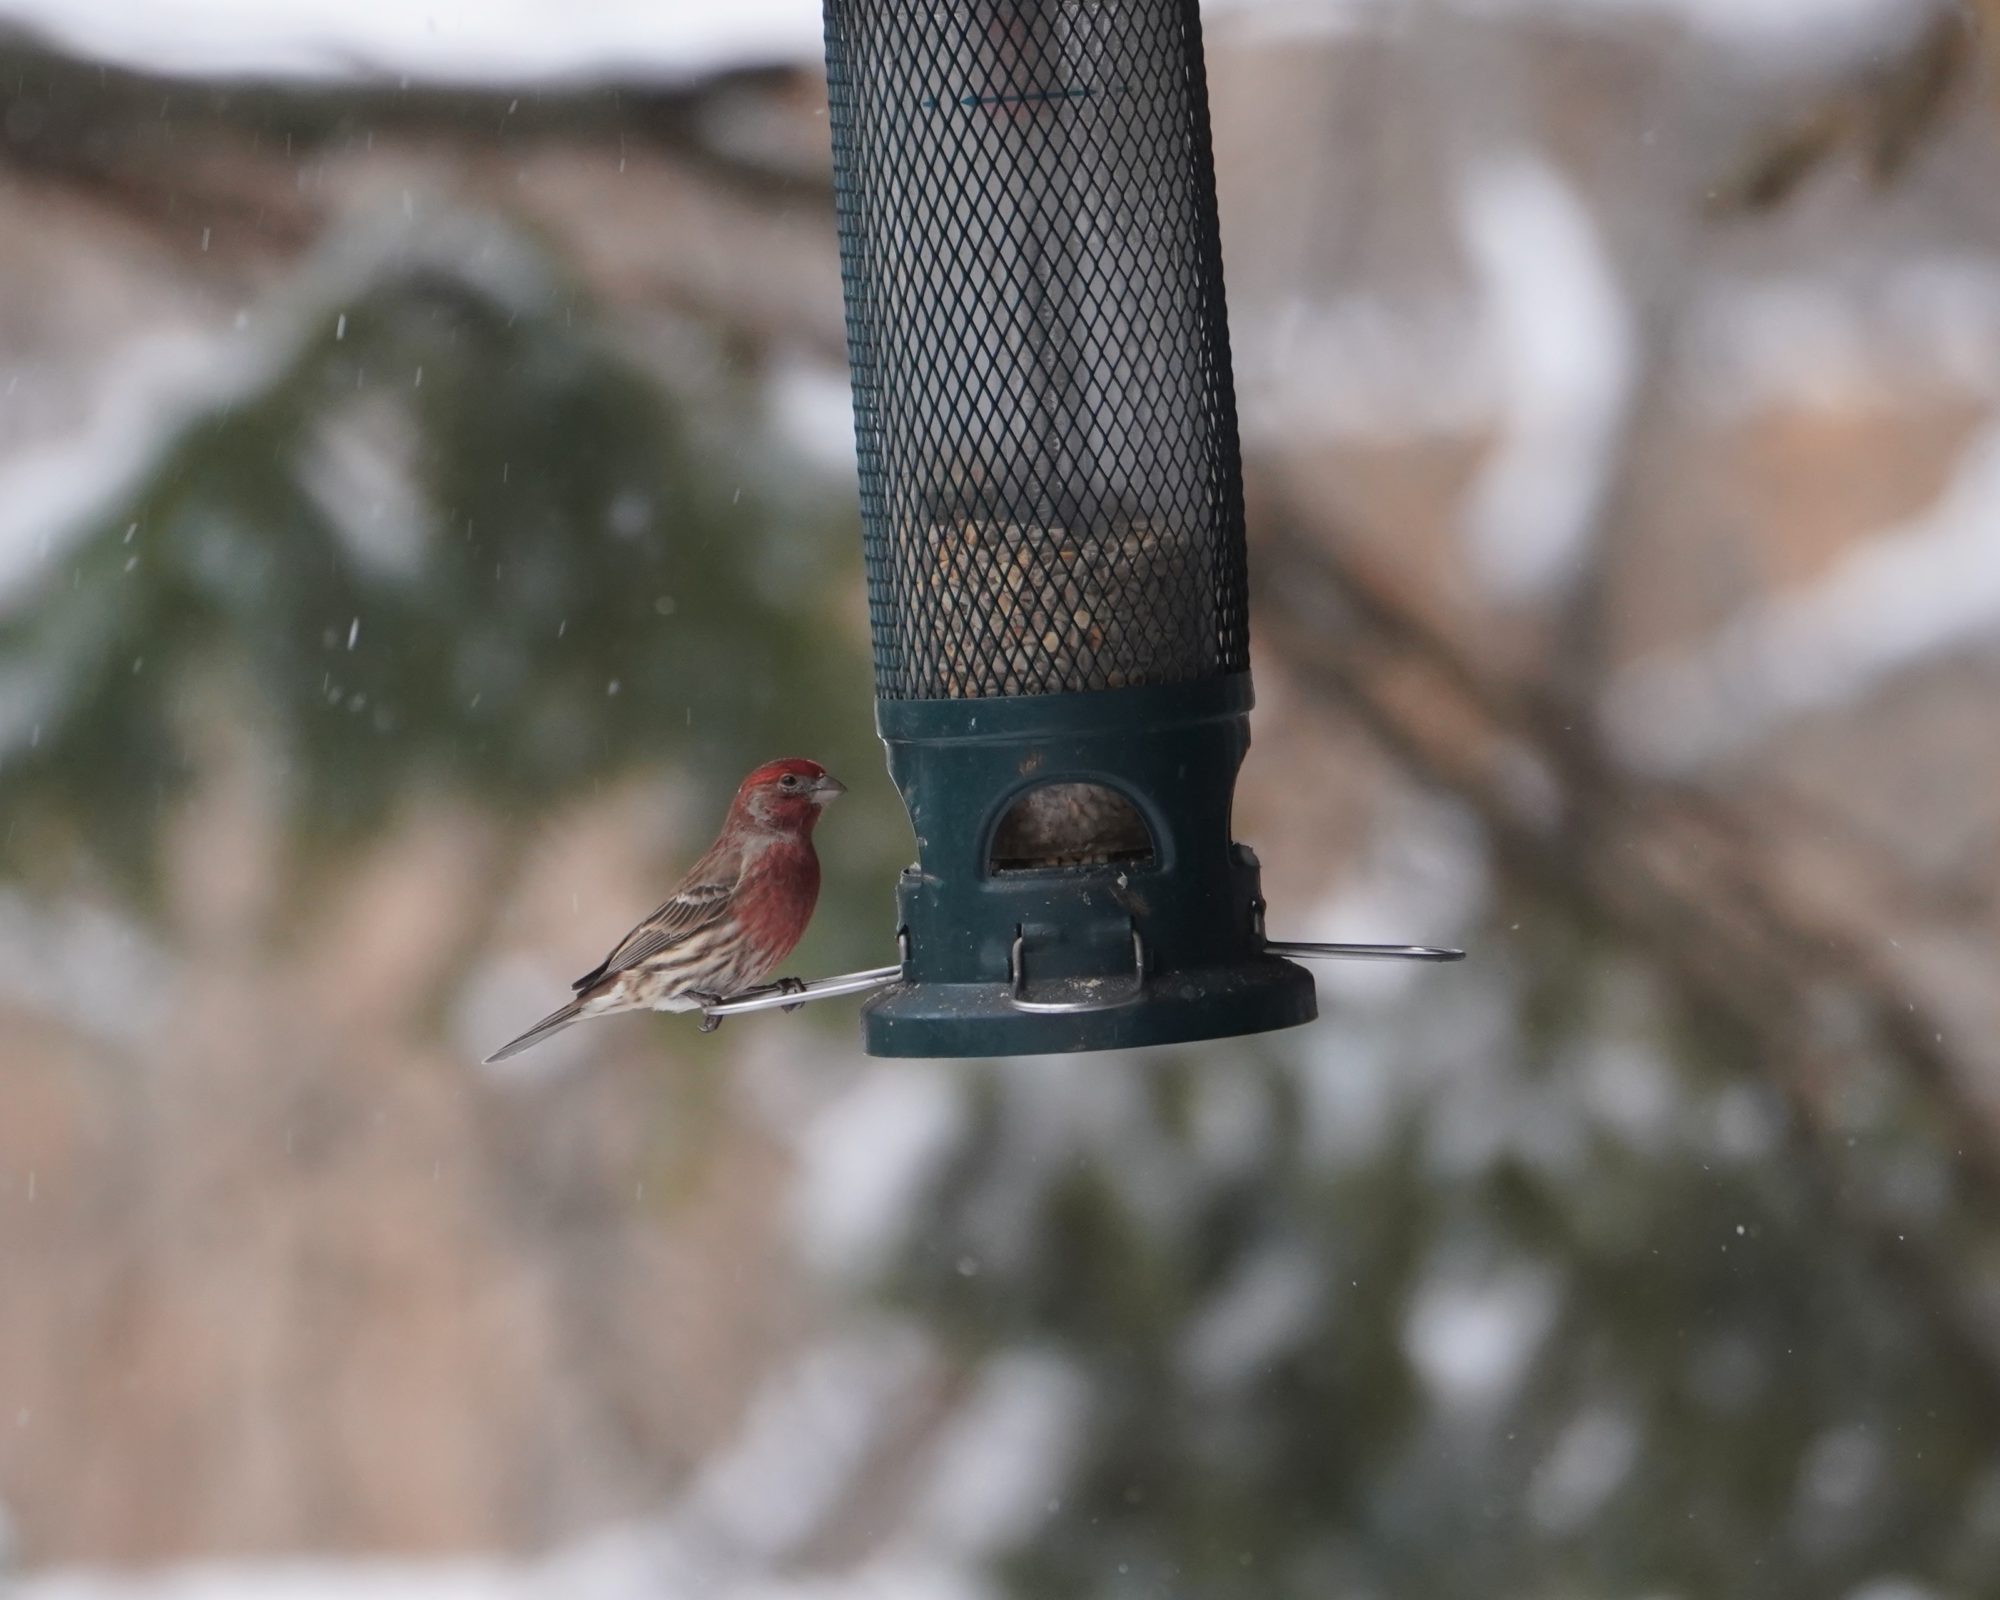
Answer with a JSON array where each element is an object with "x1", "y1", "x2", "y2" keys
[{"x1": 704, "y1": 0, "x2": 1461, "y2": 1055}]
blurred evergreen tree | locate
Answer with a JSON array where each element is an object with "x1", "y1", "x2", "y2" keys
[
  {"x1": 0, "y1": 221, "x2": 882, "y2": 902},
  {"x1": 887, "y1": 913, "x2": 2000, "y2": 1600}
]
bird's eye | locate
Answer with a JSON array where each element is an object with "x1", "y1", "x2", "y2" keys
[{"x1": 780, "y1": 774, "x2": 800, "y2": 789}]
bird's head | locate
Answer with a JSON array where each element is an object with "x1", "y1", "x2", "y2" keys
[{"x1": 732, "y1": 757, "x2": 846, "y2": 835}]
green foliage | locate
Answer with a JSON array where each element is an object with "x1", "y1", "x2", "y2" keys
[
  {"x1": 0, "y1": 228, "x2": 876, "y2": 898},
  {"x1": 885, "y1": 931, "x2": 2000, "y2": 1599}
]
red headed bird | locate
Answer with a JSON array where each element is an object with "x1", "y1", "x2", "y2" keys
[{"x1": 484, "y1": 757, "x2": 845, "y2": 1063}]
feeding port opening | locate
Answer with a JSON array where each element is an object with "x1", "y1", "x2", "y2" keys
[{"x1": 989, "y1": 781, "x2": 1156, "y2": 873}]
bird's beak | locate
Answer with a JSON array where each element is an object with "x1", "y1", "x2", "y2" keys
[{"x1": 812, "y1": 773, "x2": 847, "y2": 805}]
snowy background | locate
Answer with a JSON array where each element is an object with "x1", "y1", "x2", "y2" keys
[{"x1": 1, "y1": 0, "x2": 1998, "y2": 1597}]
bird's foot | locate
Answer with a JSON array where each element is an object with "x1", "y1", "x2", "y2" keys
[
  {"x1": 726, "y1": 977, "x2": 810, "y2": 1014},
  {"x1": 691, "y1": 991, "x2": 725, "y2": 1033}
]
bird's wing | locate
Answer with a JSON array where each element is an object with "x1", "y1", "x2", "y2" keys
[{"x1": 571, "y1": 866, "x2": 738, "y2": 992}]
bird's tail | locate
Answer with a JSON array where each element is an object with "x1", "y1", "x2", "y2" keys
[{"x1": 483, "y1": 1000, "x2": 587, "y2": 1065}]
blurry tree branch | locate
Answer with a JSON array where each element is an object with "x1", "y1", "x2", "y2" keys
[
  {"x1": 1712, "y1": 1, "x2": 1978, "y2": 212},
  {"x1": 1252, "y1": 478, "x2": 2000, "y2": 1413},
  {"x1": 0, "y1": 38, "x2": 845, "y2": 357}
]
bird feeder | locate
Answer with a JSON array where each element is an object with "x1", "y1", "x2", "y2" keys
[{"x1": 707, "y1": 0, "x2": 1459, "y2": 1054}]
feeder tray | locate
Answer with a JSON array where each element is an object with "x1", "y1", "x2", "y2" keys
[{"x1": 703, "y1": 0, "x2": 1461, "y2": 1053}]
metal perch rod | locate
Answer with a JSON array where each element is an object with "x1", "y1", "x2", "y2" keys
[
  {"x1": 698, "y1": 938, "x2": 1464, "y2": 1021},
  {"x1": 1264, "y1": 941, "x2": 1465, "y2": 964},
  {"x1": 701, "y1": 966, "x2": 904, "y2": 1018}
]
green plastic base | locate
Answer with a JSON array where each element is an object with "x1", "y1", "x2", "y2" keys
[
  {"x1": 863, "y1": 953, "x2": 1315, "y2": 1057},
  {"x1": 863, "y1": 675, "x2": 1320, "y2": 1059}
]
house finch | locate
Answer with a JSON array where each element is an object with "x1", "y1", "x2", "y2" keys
[{"x1": 483, "y1": 758, "x2": 845, "y2": 1063}]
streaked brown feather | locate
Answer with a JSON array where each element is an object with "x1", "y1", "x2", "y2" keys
[{"x1": 570, "y1": 855, "x2": 740, "y2": 992}]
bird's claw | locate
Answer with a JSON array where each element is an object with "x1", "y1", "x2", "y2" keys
[{"x1": 693, "y1": 978, "x2": 806, "y2": 1030}]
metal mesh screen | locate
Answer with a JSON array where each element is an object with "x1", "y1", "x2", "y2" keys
[{"x1": 824, "y1": 0, "x2": 1251, "y2": 701}]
